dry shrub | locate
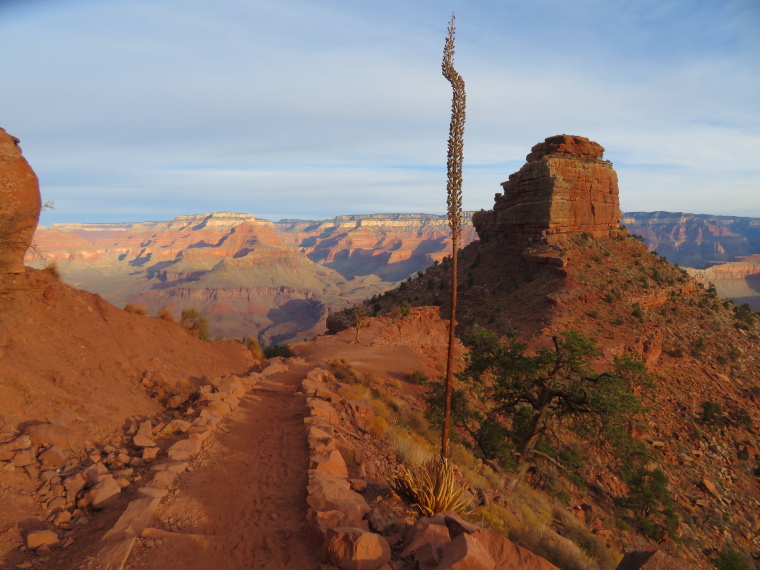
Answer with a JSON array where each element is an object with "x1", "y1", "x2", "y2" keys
[
  {"x1": 329, "y1": 359, "x2": 360, "y2": 382},
  {"x1": 366, "y1": 416, "x2": 389, "y2": 439},
  {"x1": 386, "y1": 377, "x2": 402, "y2": 389},
  {"x1": 245, "y1": 336, "x2": 264, "y2": 360},
  {"x1": 451, "y1": 442, "x2": 477, "y2": 471},
  {"x1": 468, "y1": 503, "x2": 521, "y2": 536},
  {"x1": 370, "y1": 399, "x2": 394, "y2": 421},
  {"x1": 552, "y1": 507, "x2": 622, "y2": 570},
  {"x1": 124, "y1": 303, "x2": 147, "y2": 315},
  {"x1": 388, "y1": 426, "x2": 434, "y2": 466},
  {"x1": 363, "y1": 372, "x2": 383, "y2": 387},
  {"x1": 337, "y1": 386, "x2": 362, "y2": 401},
  {"x1": 158, "y1": 308, "x2": 173, "y2": 321},
  {"x1": 43, "y1": 261, "x2": 60, "y2": 280},
  {"x1": 348, "y1": 383, "x2": 371, "y2": 401}
]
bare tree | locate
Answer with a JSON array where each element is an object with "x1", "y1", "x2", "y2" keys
[
  {"x1": 352, "y1": 301, "x2": 372, "y2": 344},
  {"x1": 441, "y1": 13, "x2": 466, "y2": 456}
]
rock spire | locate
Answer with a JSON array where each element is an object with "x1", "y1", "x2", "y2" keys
[{"x1": 473, "y1": 134, "x2": 626, "y2": 246}]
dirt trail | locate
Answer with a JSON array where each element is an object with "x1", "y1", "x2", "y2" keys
[{"x1": 123, "y1": 365, "x2": 318, "y2": 570}]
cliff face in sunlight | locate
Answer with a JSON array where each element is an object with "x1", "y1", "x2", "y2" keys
[{"x1": 27, "y1": 212, "x2": 479, "y2": 343}]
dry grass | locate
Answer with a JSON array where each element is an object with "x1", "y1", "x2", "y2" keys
[
  {"x1": 124, "y1": 303, "x2": 148, "y2": 315},
  {"x1": 366, "y1": 416, "x2": 389, "y2": 439},
  {"x1": 386, "y1": 377, "x2": 402, "y2": 389},
  {"x1": 388, "y1": 425, "x2": 435, "y2": 466}
]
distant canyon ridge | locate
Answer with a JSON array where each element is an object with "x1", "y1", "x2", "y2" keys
[{"x1": 26, "y1": 210, "x2": 760, "y2": 343}]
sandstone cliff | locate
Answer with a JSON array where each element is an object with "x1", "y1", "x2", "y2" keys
[
  {"x1": 28, "y1": 212, "x2": 480, "y2": 343},
  {"x1": 623, "y1": 211, "x2": 760, "y2": 268},
  {"x1": 473, "y1": 134, "x2": 626, "y2": 246}
]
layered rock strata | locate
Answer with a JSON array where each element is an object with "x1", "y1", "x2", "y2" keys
[
  {"x1": 473, "y1": 134, "x2": 626, "y2": 246},
  {"x1": 0, "y1": 128, "x2": 41, "y2": 274}
]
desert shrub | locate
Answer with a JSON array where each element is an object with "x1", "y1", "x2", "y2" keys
[
  {"x1": 348, "y1": 383, "x2": 372, "y2": 400},
  {"x1": 387, "y1": 426, "x2": 434, "y2": 466},
  {"x1": 732, "y1": 303, "x2": 755, "y2": 329},
  {"x1": 386, "y1": 377, "x2": 402, "y2": 389},
  {"x1": 158, "y1": 308, "x2": 173, "y2": 321},
  {"x1": 399, "y1": 300, "x2": 412, "y2": 317},
  {"x1": 365, "y1": 416, "x2": 389, "y2": 439},
  {"x1": 124, "y1": 303, "x2": 147, "y2": 315},
  {"x1": 689, "y1": 338, "x2": 706, "y2": 358},
  {"x1": 370, "y1": 399, "x2": 394, "y2": 421},
  {"x1": 179, "y1": 308, "x2": 210, "y2": 340},
  {"x1": 727, "y1": 405, "x2": 753, "y2": 428},
  {"x1": 700, "y1": 401, "x2": 725, "y2": 428},
  {"x1": 713, "y1": 546, "x2": 751, "y2": 570},
  {"x1": 604, "y1": 288, "x2": 622, "y2": 303},
  {"x1": 407, "y1": 370, "x2": 429, "y2": 385},
  {"x1": 631, "y1": 304, "x2": 644, "y2": 322},
  {"x1": 328, "y1": 358, "x2": 359, "y2": 381},
  {"x1": 616, "y1": 467, "x2": 678, "y2": 539},
  {"x1": 180, "y1": 307, "x2": 201, "y2": 326},
  {"x1": 245, "y1": 336, "x2": 264, "y2": 360},
  {"x1": 263, "y1": 344, "x2": 288, "y2": 358},
  {"x1": 43, "y1": 261, "x2": 60, "y2": 279}
]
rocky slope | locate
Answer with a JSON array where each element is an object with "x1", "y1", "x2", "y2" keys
[
  {"x1": 347, "y1": 135, "x2": 760, "y2": 569},
  {"x1": 0, "y1": 128, "x2": 256, "y2": 566}
]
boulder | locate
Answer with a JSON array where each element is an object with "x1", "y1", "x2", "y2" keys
[
  {"x1": 38, "y1": 445, "x2": 67, "y2": 469},
  {"x1": 438, "y1": 532, "x2": 495, "y2": 570},
  {"x1": 26, "y1": 423, "x2": 75, "y2": 449},
  {"x1": 471, "y1": 529, "x2": 559, "y2": 569},
  {"x1": 0, "y1": 128, "x2": 41, "y2": 275},
  {"x1": 400, "y1": 516, "x2": 450, "y2": 558},
  {"x1": 325, "y1": 527, "x2": 391, "y2": 570},
  {"x1": 307, "y1": 470, "x2": 371, "y2": 530},
  {"x1": 132, "y1": 434, "x2": 156, "y2": 448},
  {"x1": 26, "y1": 529, "x2": 59, "y2": 549},
  {"x1": 167, "y1": 438, "x2": 202, "y2": 461},
  {"x1": 312, "y1": 449, "x2": 349, "y2": 479},
  {"x1": 87, "y1": 475, "x2": 121, "y2": 508}
]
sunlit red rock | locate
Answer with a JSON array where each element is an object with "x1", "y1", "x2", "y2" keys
[{"x1": 0, "y1": 128, "x2": 41, "y2": 274}]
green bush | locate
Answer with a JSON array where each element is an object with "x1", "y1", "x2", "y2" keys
[
  {"x1": 407, "y1": 370, "x2": 429, "y2": 385},
  {"x1": 263, "y1": 344, "x2": 288, "y2": 359},
  {"x1": 700, "y1": 401, "x2": 724, "y2": 428},
  {"x1": 713, "y1": 546, "x2": 750, "y2": 570}
]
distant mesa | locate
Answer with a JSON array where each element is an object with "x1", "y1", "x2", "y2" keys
[
  {"x1": 0, "y1": 127, "x2": 41, "y2": 274},
  {"x1": 473, "y1": 134, "x2": 626, "y2": 246}
]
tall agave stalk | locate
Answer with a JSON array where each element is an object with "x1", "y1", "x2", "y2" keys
[{"x1": 441, "y1": 14, "x2": 465, "y2": 456}]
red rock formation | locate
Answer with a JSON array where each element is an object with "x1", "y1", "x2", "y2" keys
[
  {"x1": 0, "y1": 128, "x2": 41, "y2": 274},
  {"x1": 473, "y1": 134, "x2": 626, "y2": 246}
]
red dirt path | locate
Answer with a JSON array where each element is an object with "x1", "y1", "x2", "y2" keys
[{"x1": 123, "y1": 366, "x2": 318, "y2": 570}]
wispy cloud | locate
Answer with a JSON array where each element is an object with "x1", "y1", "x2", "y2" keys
[{"x1": 1, "y1": 0, "x2": 758, "y2": 223}]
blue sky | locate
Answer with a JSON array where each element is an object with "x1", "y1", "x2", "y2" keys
[{"x1": 1, "y1": 0, "x2": 758, "y2": 224}]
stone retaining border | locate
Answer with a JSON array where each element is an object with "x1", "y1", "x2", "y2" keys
[{"x1": 299, "y1": 366, "x2": 393, "y2": 570}]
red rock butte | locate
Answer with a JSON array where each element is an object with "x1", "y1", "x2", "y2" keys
[{"x1": 473, "y1": 134, "x2": 626, "y2": 246}]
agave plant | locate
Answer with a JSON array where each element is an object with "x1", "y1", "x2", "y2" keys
[{"x1": 393, "y1": 454, "x2": 472, "y2": 517}]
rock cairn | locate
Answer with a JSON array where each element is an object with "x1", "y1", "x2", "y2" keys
[
  {"x1": 0, "y1": 128, "x2": 41, "y2": 274},
  {"x1": 473, "y1": 134, "x2": 626, "y2": 247}
]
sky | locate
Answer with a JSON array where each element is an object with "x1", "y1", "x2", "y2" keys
[{"x1": 1, "y1": 0, "x2": 759, "y2": 225}]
